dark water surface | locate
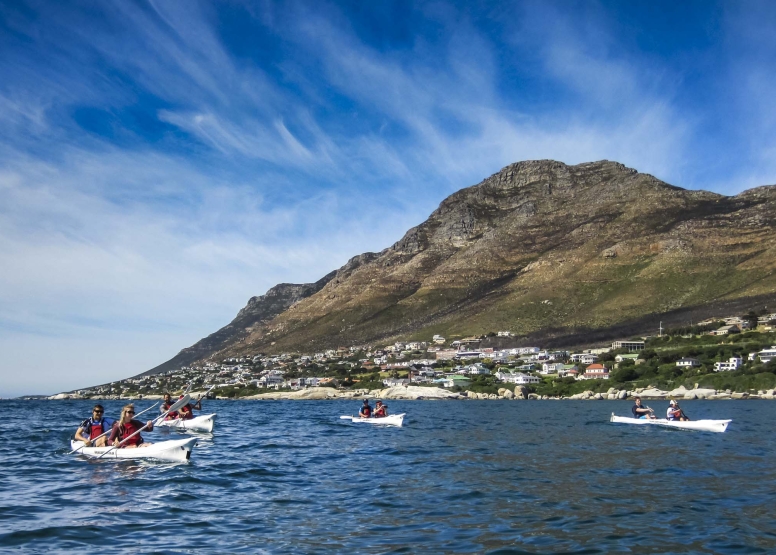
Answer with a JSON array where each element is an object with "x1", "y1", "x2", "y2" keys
[{"x1": 1, "y1": 399, "x2": 774, "y2": 554}]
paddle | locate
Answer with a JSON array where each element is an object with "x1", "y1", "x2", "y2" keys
[
  {"x1": 69, "y1": 402, "x2": 159, "y2": 454},
  {"x1": 96, "y1": 395, "x2": 190, "y2": 460}
]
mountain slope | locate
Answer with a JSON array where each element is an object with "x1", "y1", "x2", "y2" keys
[{"x1": 146, "y1": 159, "x2": 776, "y2": 370}]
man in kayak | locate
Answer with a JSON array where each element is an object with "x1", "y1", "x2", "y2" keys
[
  {"x1": 109, "y1": 404, "x2": 154, "y2": 448},
  {"x1": 161, "y1": 393, "x2": 178, "y2": 420},
  {"x1": 74, "y1": 404, "x2": 115, "y2": 447},
  {"x1": 667, "y1": 400, "x2": 690, "y2": 421},
  {"x1": 373, "y1": 400, "x2": 388, "y2": 418},
  {"x1": 632, "y1": 397, "x2": 656, "y2": 419},
  {"x1": 359, "y1": 399, "x2": 372, "y2": 418}
]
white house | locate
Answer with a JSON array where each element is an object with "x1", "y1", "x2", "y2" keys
[
  {"x1": 611, "y1": 340, "x2": 645, "y2": 351},
  {"x1": 467, "y1": 364, "x2": 491, "y2": 375},
  {"x1": 579, "y1": 363, "x2": 609, "y2": 380},
  {"x1": 383, "y1": 378, "x2": 410, "y2": 387},
  {"x1": 540, "y1": 362, "x2": 565, "y2": 375},
  {"x1": 512, "y1": 372, "x2": 541, "y2": 385},
  {"x1": 676, "y1": 358, "x2": 701, "y2": 368},
  {"x1": 497, "y1": 331, "x2": 514, "y2": 337},
  {"x1": 752, "y1": 346, "x2": 776, "y2": 363},
  {"x1": 579, "y1": 354, "x2": 599, "y2": 365},
  {"x1": 714, "y1": 357, "x2": 742, "y2": 372}
]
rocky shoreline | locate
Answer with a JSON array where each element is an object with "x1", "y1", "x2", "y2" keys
[{"x1": 43, "y1": 384, "x2": 776, "y2": 401}]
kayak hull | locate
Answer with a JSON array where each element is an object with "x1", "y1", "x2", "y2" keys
[
  {"x1": 345, "y1": 413, "x2": 405, "y2": 427},
  {"x1": 70, "y1": 437, "x2": 198, "y2": 462},
  {"x1": 157, "y1": 414, "x2": 216, "y2": 433},
  {"x1": 610, "y1": 414, "x2": 731, "y2": 433}
]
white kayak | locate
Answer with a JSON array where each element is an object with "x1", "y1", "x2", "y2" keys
[
  {"x1": 610, "y1": 413, "x2": 731, "y2": 433},
  {"x1": 70, "y1": 437, "x2": 198, "y2": 462},
  {"x1": 343, "y1": 413, "x2": 405, "y2": 427},
  {"x1": 156, "y1": 414, "x2": 216, "y2": 433}
]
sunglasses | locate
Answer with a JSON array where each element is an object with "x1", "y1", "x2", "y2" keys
[
  {"x1": 126, "y1": 411, "x2": 135, "y2": 415},
  {"x1": 93, "y1": 410, "x2": 103, "y2": 414}
]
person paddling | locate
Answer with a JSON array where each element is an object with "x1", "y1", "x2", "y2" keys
[
  {"x1": 175, "y1": 394, "x2": 202, "y2": 420},
  {"x1": 161, "y1": 393, "x2": 179, "y2": 420},
  {"x1": 359, "y1": 399, "x2": 372, "y2": 418},
  {"x1": 373, "y1": 400, "x2": 388, "y2": 418},
  {"x1": 667, "y1": 400, "x2": 690, "y2": 421},
  {"x1": 74, "y1": 404, "x2": 115, "y2": 447},
  {"x1": 632, "y1": 396, "x2": 656, "y2": 420},
  {"x1": 109, "y1": 404, "x2": 154, "y2": 448}
]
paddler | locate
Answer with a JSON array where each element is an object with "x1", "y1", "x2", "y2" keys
[
  {"x1": 373, "y1": 400, "x2": 388, "y2": 418},
  {"x1": 74, "y1": 404, "x2": 115, "y2": 447},
  {"x1": 161, "y1": 393, "x2": 178, "y2": 420},
  {"x1": 666, "y1": 400, "x2": 689, "y2": 421},
  {"x1": 359, "y1": 399, "x2": 372, "y2": 418},
  {"x1": 176, "y1": 394, "x2": 202, "y2": 420},
  {"x1": 108, "y1": 404, "x2": 154, "y2": 448},
  {"x1": 632, "y1": 396, "x2": 656, "y2": 420}
]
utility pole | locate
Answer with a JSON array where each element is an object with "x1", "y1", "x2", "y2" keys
[{"x1": 659, "y1": 321, "x2": 663, "y2": 337}]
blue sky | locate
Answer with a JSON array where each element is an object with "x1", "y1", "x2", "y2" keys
[{"x1": 1, "y1": 0, "x2": 775, "y2": 396}]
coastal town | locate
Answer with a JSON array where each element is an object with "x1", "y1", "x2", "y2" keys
[{"x1": 47, "y1": 312, "x2": 776, "y2": 402}]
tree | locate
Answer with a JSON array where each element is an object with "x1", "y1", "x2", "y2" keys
[{"x1": 611, "y1": 367, "x2": 638, "y2": 382}]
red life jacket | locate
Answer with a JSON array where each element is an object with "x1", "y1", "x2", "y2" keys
[
  {"x1": 90, "y1": 421, "x2": 105, "y2": 439},
  {"x1": 374, "y1": 406, "x2": 386, "y2": 418},
  {"x1": 362, "y1": 406, "x2": 372, "y2": 417},
  {"x1": 179, "y1": 404, "x2": 194, "y2": 420},
  {"x1": 117, "y1": 420, "x2": 144, "y2": 447}
]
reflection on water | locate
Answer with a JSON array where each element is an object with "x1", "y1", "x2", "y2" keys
[{"x1": 0, "y1": 399, "x2": 774, "y2": 554}]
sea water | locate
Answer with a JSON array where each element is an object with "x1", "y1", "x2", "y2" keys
[{"x1": 0, "y1": 399, "x2": 774, "y2": 554}]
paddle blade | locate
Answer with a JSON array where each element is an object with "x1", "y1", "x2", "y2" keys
[{"x1": 168, "y1": 394, "x2": 191, "y2": 414}]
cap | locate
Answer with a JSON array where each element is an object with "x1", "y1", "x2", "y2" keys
[
  {"x1": 669, "y1": 400, "x2": 677, "y2": 405},
  {"x1": 363, "y1": 399, "x2": 369, "y2": 403}
]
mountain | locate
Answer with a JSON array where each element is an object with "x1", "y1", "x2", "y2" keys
[{"x1": 143, "y1": 159, "x2": 776, "y2": 373}]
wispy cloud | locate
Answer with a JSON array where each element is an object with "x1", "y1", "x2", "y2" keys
[{"x1": 0, "y1": 0, "x2": 774, "y2": 395}]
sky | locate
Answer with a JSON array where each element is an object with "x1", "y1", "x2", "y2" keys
[{"x1": 1, "y1": 0, "x2": 775, "y2": 396}]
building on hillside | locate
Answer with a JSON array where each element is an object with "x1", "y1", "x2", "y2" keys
[
  {"x1": 540, "y1": 362, "x2": 565, "y2": 375},
  {"x1": 751, "y1": 346, "x2": 776, "y2": 363},
  {"x1": 432, "y1": 335, "x2": 446, "y2": 344},
  {"x1": 497, "y1": 331, "x2": 514, "y2": 337},
  {"x1": 713, "y1": 357, "x2": 742, "y2": 372},
  {"x1": 456, "y1": 350, "x2": 483, "y2": 360},
  {"x1": 614, "y1": 353, "x2": 640, "y2": 363},
  {"x1": 382, "y1": 378, "x2": 410, "y2": 387},
  {"x1": 676, "y1": 358, "x2": 701, "y2": 368},
  {"x1": 467, "y1": 364, "x2": 491, "y2": 375},
  {"x1": 712, "y1": 324, "x2": 740, "y2": 335},
  {"x1": 558, "y1": 365, "x2": 579, "y2": 378},
  {"x1": 611, "y1": 340, "x2": 645, "y2": 351},
  {"x1": 580, "y1": 363, "x2": 609, "y2": 380},
  {"x1": 512, "y1": 372, "x2": 541, "y2": 385}
]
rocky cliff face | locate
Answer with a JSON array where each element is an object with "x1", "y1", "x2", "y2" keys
[{"x1": 145, "y1": 160, "x2": 776, "y2": 371}]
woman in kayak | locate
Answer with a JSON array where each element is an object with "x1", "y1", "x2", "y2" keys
[
  {"x1": 666, "y1": 400, "x2": 690, "y2": 421},
  {"x1": 373, "y1": 400, "x2": 388, "y2": 418},
  {"x1": 109, "y1": 404, "x2": 154, "y2": 448},
  {"x1": 74, "y1": 404, "x2": 115, "y2": 447}
]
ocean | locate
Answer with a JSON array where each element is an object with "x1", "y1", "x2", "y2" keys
[{"x1": 0, "y1": 399, "x2": 774, "y2": 554}]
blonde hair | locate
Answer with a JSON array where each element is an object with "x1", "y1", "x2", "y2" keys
[{"x1": 121, "y1": 404, "x2": 135, "y2": 419}]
